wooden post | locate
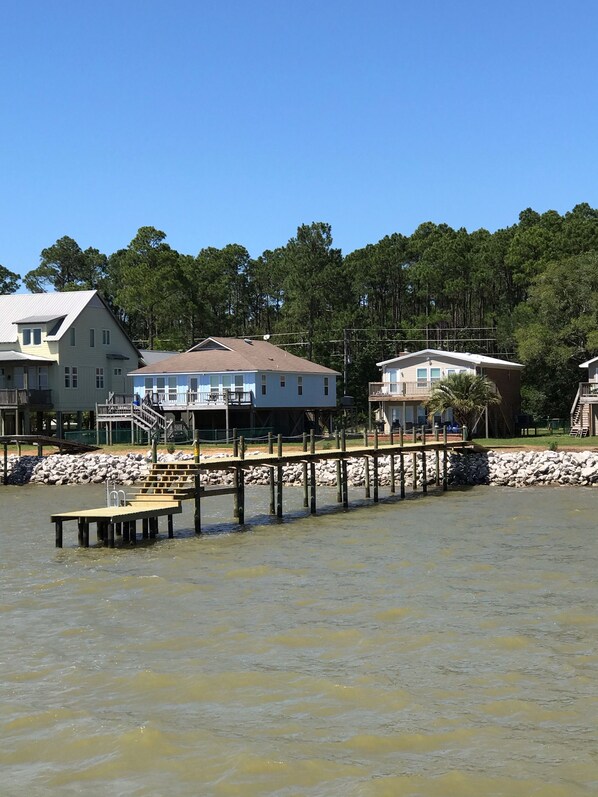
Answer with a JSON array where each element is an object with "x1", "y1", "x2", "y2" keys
[
  {"x1": 82, "y1": 521, "x2": 89, "y2": 548},
  {"x1": 462, "y1": 425, "x2": 468, "y2": 441},
  {"x1": 130, "y1": 521, "x2": 136, "y2": 546},
  {"x1": 269, "y1": 466, "x2": 275, "y2": 515},
  {"x1": 277, "y1": 434, "x2": 282, "y2": 458},
  {"x1": 122, "y1": 522, "x2": 129, "y2": 543},
  {"x1": 168, "y1": 513, "x2": 174, "y2": 539},
  {"x1": 434, "y1": 425, "x2": 440, "y2": 442},
  {"x1": 152, "y1": 438, "x2": 158, "y2": 464},
  {"x1": 310, "y1": 461, "x2": 316, "y2": 514},
  {"x1": 194, "y1": 430, "x2": 200, "y2": 464},
  {"x1": 412, "y1": 451, "x2": 417, "y2": 490},
  {"x1": 412, "y1": 426, "x2": 417, "y2": 444},
  {"x1": 443, "y1": 447, "x2": 448, "y2": 491},
  {"x1": 3, "y1": 443, "x2": 7, "y2": 485},
  {"x1": 302, "y1": 432, "x2": 308, "y2": 507},
  {"x1": 364, "y1": 456, "x2": 370, "y2": 498},
  {"x1": 335, "y1": 430, "x2": 340, "y2": 449},
  {"x1": 336, "y1": 458, "x2": 342, "y2": 503},
  {"x1": 390, "y1": 452, "x2": 396, "y2": 493},
  {"x1": 108, "y1": 522, "x2": 115, "y2": 548},
  {"x1": 194, "y1": 472, "x2": 201, "y2": 534},
  {"x1": 341, "y1": 427, "x2": 348, "y2": 508},
  {"x1": 233, "y1": 434, "x2": 239, "y2": 519},
  {"x1": 389, "y1": 427, "x2": 394, "y2": 445},
  {"x1": 363, "y1": 428, "x2": 368, "y2": 447},
  {"x1": 142, "y1": 518, "x2": 149, "y2": 539},
  {"x1": 310, "y1": 429, "x2": 315, "y2": 454},
  {"x1": 277, "y1": 463, "x2": 283, "y2": 519},
  {"x1": 435, "y1": 449, "x2": 440, "y2": 486},
  {"x1": 196, "y1": 429, "x2": 201, "y2": 536},
  {"x1": 341, "y1": 457, "x2": 348, "y2": 509},
  {"x1": 374, "y1": 428, "x2": 379, "y2": 450},
  {"x1": 237, "y1": 466, "x2": 245, "y2": 525},
  {"x1": 421, "y1": 451, "x2": 427, "y2": 494},
  {"x1": 443, "y1": 425, "x2": 448, "y2": 444},
  {"x1": 268, "y1": 432, "x2": 273, "y2": 454},
  {"x1": 399, "y1": 451, "x2": 405, "y2": 498},
  {"x1": 55, "y1": 519, "x2": 63, "y2": 548},
  {"x1": 399, "y1": 427, "x2": 404, "y2": 447},
  {"x1": 373, "y1": 453, "x2": 379, "y2": 503},
  {"x1": 421, "y1": 425, "x2": 426, "y2": 445}
]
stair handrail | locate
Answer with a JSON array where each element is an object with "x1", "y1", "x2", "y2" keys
[{"x1": 570, "y1": 384, "x2": 582, "y2": 424}]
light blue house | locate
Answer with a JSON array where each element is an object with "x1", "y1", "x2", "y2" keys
[{"x1": 129, "y1": 337, "x2": 339, "y2": 436}]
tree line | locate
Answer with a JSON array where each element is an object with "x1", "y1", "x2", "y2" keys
[{"x1": 4, "y1": 202, "x2": 598, "y2": 419}]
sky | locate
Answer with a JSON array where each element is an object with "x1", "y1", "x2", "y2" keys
[{"x1": 2, "y1": 0, "x2": 598, "y2": 279}]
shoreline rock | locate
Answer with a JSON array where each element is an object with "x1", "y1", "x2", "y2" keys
[{"x1": 4, "y1": 449, "x2": 598, "y2": 489}]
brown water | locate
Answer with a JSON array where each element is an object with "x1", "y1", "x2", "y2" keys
[{"x1": 1, "y1": 484, "x2": 597, "y2": 796}]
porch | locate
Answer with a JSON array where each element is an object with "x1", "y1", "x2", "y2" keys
[
  {"x1": 0, "y1": 388, "x2": 53, "y2": 409},
  {"x1": 369, "y1": 381, "x2": 437, "y2": 401}
]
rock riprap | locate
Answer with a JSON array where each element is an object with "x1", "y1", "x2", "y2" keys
[{"x1": 4, "y1": 448, "x2": 598, "y2": 488}]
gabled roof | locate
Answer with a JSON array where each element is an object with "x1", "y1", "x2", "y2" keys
[
  {"x1": 0, "y1": 291, "x2": 99, "y2": 343},
  {"x1": 139, "y1": 349, "x2": 181, "y2": 366},
  {"x1": 130, "y1": 337, "x2": 340, "y2": 376},
  {"x1": 579, "y1": 357, "x2": 598, "y2": 368},
  {"x1": 377, "y1": 348, "x2": 523, "y2": 370}
]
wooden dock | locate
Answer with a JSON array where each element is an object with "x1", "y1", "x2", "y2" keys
[{"x1": 53, "y1": 429, "x2": 475, "y2": 548}]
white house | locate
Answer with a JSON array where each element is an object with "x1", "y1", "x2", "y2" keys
[
  {"x1": 369, "y1": 349, "x2": 523, "y2": 437},
  {"x1": 0, "y1": 290, "x2": 139, "y2": 436},
  {"x1": 126, "y1": 336, "x2": 339, "y2": 436}
]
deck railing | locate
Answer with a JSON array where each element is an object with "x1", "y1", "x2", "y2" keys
[
  {"x1": 105, "y1": 389, "x2": 254, "y2": 410},
  {"x1": 579, "y1": 382, "x2": 598, "y2": 399},
  {"x1": 369, "y1": 381, "x2": 439, "y2": 399},
  {"x1": 0, "y1": 388, "x2": 52, "y2": 407}
]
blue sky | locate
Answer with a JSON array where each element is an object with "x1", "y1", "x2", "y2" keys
[{"x1": 2, "y1": 0, "x2": 598, "y2": 278}]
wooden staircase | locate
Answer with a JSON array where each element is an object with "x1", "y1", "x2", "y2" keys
[
  {"x1": 570, "y1": 394, "x2": 590, "y2": 437},
  {"x1": 128, "y1": 462, "x2": 198, "y2": 504}
]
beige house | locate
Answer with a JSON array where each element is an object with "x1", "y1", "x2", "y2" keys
[
  {"x1": 369, "y1": 349, "x2": 523, "y2": 437},
  {"x1": 0, "y1": 290, "x2": 139, "y2": 436}
]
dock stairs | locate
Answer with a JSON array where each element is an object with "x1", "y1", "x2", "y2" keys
[{"x1": 128, "y1": 462, "x2": 198, "y2": 504}]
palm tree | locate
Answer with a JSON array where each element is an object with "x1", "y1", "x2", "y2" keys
[{"x1": 426, "y1": 372, "x2": 501, "y2": 439}]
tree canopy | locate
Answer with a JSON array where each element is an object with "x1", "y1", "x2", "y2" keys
[{"x1": 11, "y1": 202, "x2": 598, "y2": 419}]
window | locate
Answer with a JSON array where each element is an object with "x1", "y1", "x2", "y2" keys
[
  {"x1": 297, "y1": 376, "x2": 303, "y2": 396},
  {"x1": 430, "y1": 368, "x2": 441, "y2": 383},
  {"x1": 144, "y1": 377, "x2": 153, "y2": 396},
  {"x1": 324, "y1": 377, "x2": 329, "y2": 396},
  {"x1": 96, "y1": 368, "x2": 104, "y2": 389},
  {"x1": 23, "y1": 328, "x2": 42, "y2": 345},
  {"x1": 65, "y1": 367, "x2": 78, "y2": 388},
  {"x1": 113, "y1": 368, "x2": 122, "y2": 376},
  {"x1": 102, "y1": 329, "x2": 111, "y2": 345},
  {"x1": 69, "y1": 327, "x2": 76, "y2": 346},
  {"x1": 90, "y1": 329, "x2": 95, "y2": 347},
  {"x1": 261, "y1": 374, "x2": 267, "y2": 395},
  {"x1": 156, "y1": 377, "x2": 166, "y2": 399},
  {"x1": 168, "y1": 376, "x2": 177, "y2": 401},
  {"x1": 416, "y1": 368, "x2": 427, "y2": 388},
  {"x1": 280, "y1": 374, "x2": 286, "y2": 388}
]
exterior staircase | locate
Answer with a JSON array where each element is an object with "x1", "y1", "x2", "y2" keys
[
  {"x1": 96, "y1": 395, "x2": 174, "y2": 441},
  {"x1": 570, "y1": 387, "x2": 590, "y2": 436}
]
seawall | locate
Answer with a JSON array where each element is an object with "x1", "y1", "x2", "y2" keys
[{"x1": 4, "y1": 448, "x2": 598, "y2": 488}]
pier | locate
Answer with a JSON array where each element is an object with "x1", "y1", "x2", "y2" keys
[{"x1": 52, "y1": 428, "x2": 475, "y2": 547}]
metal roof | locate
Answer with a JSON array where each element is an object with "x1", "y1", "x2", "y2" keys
[
  {"x1": 0, "y1": 350, "x2": 57, "y2": 363},
  {"x1": 13, "y1": 314, "x2": 67, "y2": 325},
  {"x1": 377, "y1": 348, "x2": 523, "y2": 370},
  {"x1": 0, "y1": 291, "x2": 99, "y2": 343}
]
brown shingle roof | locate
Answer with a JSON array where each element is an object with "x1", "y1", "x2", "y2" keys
[{"x1": 129, "y1": 337, "x2": 340, "y2": 376}]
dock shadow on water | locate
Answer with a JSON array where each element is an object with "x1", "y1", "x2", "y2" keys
[{"x1": 2, "y1": 483, "x2": 598, "y2": 797}]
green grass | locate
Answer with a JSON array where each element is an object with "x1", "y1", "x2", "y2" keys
[{"x1": 472, "y1": 433, "x2": 598, "y2": 448}]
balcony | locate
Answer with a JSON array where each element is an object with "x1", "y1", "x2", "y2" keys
[
  {"x1": 129, "y1": 389, "x2": 255, "y2": 410},
  {"x1": 579, "y1": 382, "x2": 598, "y2": 401},
  {"x1": 369, "y1": 381, "x2": 439, "y2": 401},
  {"x1": 0, "y1": 388, "x2": 53, "y2": 408}
]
